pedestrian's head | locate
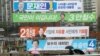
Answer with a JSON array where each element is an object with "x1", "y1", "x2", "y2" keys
[
  {"x1": 11, "y1": 48, "x2": 16, "y2": 50},
  {"x1": 32, "y1": 40, "x2": 39, "y2": 48},
  {"x1": 60, "y1": 12, "x2": 65, "y2": 20}
]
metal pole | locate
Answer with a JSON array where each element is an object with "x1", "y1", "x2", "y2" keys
[
  {"x1": 5, "y1": 0, "x2": 8, "y2": 24},
  {"x1": 1, "y1": 0, "x2": 4, "y2": 22}
]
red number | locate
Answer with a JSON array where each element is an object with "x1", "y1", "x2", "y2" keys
[{"x1": 20, "y1": 28, "x2": 26, "y2": 38}]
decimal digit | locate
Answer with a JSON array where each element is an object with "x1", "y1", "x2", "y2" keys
[
  {"x1": 20, "y1": 28, "x2": 26, "y2": 38},
  {"x1": 88, "y1": 40, "x2": 95, "y2": 48}
]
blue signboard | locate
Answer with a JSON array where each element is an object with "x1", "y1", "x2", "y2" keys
[
  {"x1": 24, "y1": 2, "x2": 50, "y2": 11},
  {"x1": 26, "y1": 39, "x2": 96, "y2": 51},
  {"x1": 13, "y1": 1, "x2": 50, "y2": 12},
  {"x1": 72, "y1": 39, "x2": 96, "y2": 50}
]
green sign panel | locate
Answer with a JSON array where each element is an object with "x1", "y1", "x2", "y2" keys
[
  {"x1": 13, "y1": 12, "x2": 96, "y2": 22},
  {"x1": 13, "y1": 13, "x2": 60, "y2": 22},
  {"x1": 65, "y1": 12, "x2": 96, "y2": 22}
]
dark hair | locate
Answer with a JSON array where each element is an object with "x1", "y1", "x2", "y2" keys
[
  {"x1": 32, "y1": 40, "x2": 39, "y2": 45},
  {"x1": 11, "y1": 48, "x2": 16, "y2": 50},
  {"x1": 60, "y1": 12, "x2": 65, "y2": 17}
]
